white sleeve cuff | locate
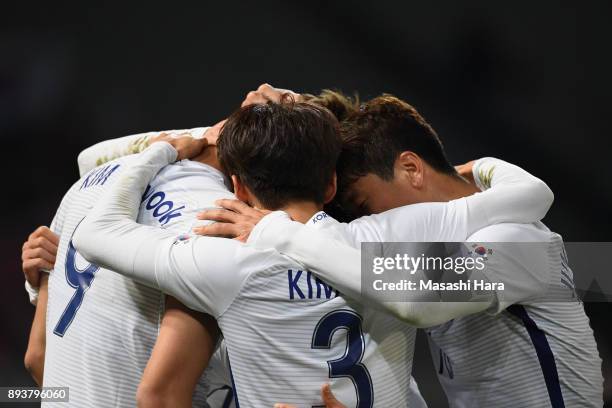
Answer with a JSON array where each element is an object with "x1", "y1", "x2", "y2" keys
[
  {"x1": 472, "y1": 157, "x2": 494, "y2": 191},
  {"x1": 25, "y1": 280, "x2": 39, "y2": 306}
]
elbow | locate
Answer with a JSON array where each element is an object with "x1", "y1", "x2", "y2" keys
[
  {"x1": 24, "y1": 347, "x2": 45, "y2": 385},
  {"x1": 527, "y1": 179, "x2": 555, "y2": 220},
  {"x1": 398, "y1": 314, "x2": 435, "y2": 329},
  {"x1": 388, "y1": 304, "x2": 435, "y2": 328}
]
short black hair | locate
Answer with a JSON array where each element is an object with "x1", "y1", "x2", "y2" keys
[
  {"x1": 337, "y1": 94, "x2": 455, "y2": 190},
  {"x1": 218, "y1": 102, "x2": 342, "y2": 210},
  {"x1": 327, "y1": 95, "x2": 456, "y2": 220}
]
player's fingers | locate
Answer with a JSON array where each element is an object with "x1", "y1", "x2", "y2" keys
[
  {"x1": 260, "y1": 87, "x2": 285, "y2": 103},
  {"x1": 204, "y1": 119, "x2": 226, "y2": 146},
  {"x1": 192, "y1": 223, "x2": 240, "y2": 238},
  {"x1": 30, "y1": 225, "x2": 56, "y2": 243},
  {"x1": 197, "y1": 208, "x2": 240, "y2": 224},
  {"x1": 181, "y1": 136, "x2": 207, "y2": 160},
  {"x1": 23, "y1": 258, "x2": 53, "y2": 271},
  {"x1": 241, "y1": 91, "x2": 269, "y2": 107},
  {"x1": 321, "y1": 383, "x2": 345, "y2": 407},
  {"x1": 37, "y1": 226, "x2": 60, "y2": 247},
  {"x1": 253, "y1": 206, "x2": 272, "y2": 216},
  {"x1": 274, "y1": 404, "x2": 297, "y2": 408},
  {"x1": 234, "y1": 233, "x2": 249, "y2": 243},
  {"x1": 31, "y1": 235, "x2": 59, "y2": 255},
  {"x1": 23, "y1": 258, "x2": 53, "y2": 286},
  {"x1": 22, "y1": 247, "x2": 56, "y2": 264},
  {"x1": 215, "y1": 199, "x2": 260, "y2": 217}
]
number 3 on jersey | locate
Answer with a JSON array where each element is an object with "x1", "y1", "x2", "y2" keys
[
  {"x1": 53, "y1": 239, "x2": 99, "y2": 337},
  {"x1": 312, "y1": 310, "x2": 373, "y2": 408}
]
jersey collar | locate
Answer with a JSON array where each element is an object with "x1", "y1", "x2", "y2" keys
[{"x1": 306, "y1": 211, "x2": 334, "y2": 229}]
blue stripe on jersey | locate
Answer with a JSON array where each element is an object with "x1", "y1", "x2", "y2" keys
[
  {"x1": 227, "y1": 351, "x2": 240, "y2": 408},
  {"x1": 506, "y1": 305, "x2": 565, "y2": 408}
]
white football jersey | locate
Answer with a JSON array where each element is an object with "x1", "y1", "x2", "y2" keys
[
  {"x1": 230, "y1": 156, "x2": 595, "y2": 407},
  {"x1": 426, "y1": 222, "x2": 603, "y2": 408},
  {"x1": 43, "y1": 156, "x2": 234, "y2": 407},
  {"x1": 70, "y1": 143, "x2": 428, "y2": 407}
]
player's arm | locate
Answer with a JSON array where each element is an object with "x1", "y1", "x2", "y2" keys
[
  {"x1": 137, "y1": 297, "x2": 220, "y2": 408},
  {"x1": 243, "y1": 158, "x2": 553, "y2": 325},
  {"x1": 24, "y1": 274, "x2": 48, "y2": 385},
  {"x1": 21, "y1": 224, "x2": 60, "y2": 385},
  {"x1": 76, "y1": 127, "x2": 211, "y2": 176},
  {"x1": 73, "y1": 140, "x2": 245, "y2": 317},
  {"x1": 346, "y1": 157, "x2": 553, "y2": 242}
]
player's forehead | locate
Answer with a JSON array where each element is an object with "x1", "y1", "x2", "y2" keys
[{"x1": 338, "y1": 177, "x2": 374, "y2": 217}]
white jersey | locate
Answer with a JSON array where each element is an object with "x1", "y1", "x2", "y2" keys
[
  {"x1": 426, "y1": 222, "x2": 603, "y2": 408},
  {"x1": 243, "y1": 168, "x2": 602, "y2": 406},
  {"x1": 72, "y1": 143, "x2": 442, "y2": 407},
  {"x1": 71, "y1": 145, "x2": 564, "y2": 407},
  {"x1": 43, "y1": 155, "x2": 234, "y2": 407}
]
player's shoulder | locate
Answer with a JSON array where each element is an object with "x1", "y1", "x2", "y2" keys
[
  {"x1": 347, "y1": 200, "x2": 460, "y2": 242},
  {"x1": 62, "y1": 156, "x2": 133, "y2": 206},
  {"x1": 468, "y1": 221, "x2": 555, "y2": 243},
  {"x1": 191, "y1": 234, "x2": 295, "y2": 275},
  {"x1": 240, "y1": 241, "x2": 301, "y2": 274},
  {"x1": 306, "y1": 211, "x2": 355, "y2": 245},
  {"x1": 151, "y1": 160, "x2": 231, "y2": 196},
  {"x1": 76, "y1": 155, "x2": 135, "y2": 189}
]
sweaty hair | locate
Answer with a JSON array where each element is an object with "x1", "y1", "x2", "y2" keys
[
  {"x1": 218, "y1": 102, "x2": 342, "y2": 210},
  {"x1": 301, "y1": 89, "x2": 360, "y2": 122},
  {"x1": 337, "y1": 94, "x2": 456, "y2": 195}
]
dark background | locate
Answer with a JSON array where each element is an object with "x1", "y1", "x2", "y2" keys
[{"x1": 1, "y1": 1, "x2": 610, "y2": 407}]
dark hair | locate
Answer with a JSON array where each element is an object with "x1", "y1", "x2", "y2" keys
[
  {"x1": 218, "y1": 102, "x2": 342, "y2": 210},
  {"x1": 301, "y1": 89, "x2": 360, "y2": 122},
  {"x1": 337, "y1": 94, "x2": 456, "y2": 196}
]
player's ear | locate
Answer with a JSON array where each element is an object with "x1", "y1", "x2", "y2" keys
[
  {"x1": 232, "y1": 175, "x2": 258, "y2": 206},
  {"x1": 231, "y1": 175, "x2": 249, "y2": 203},
  {"x1": 323, "y1": 172, "x2": 337, "y2": 204},
  {"x1": 396, "y1": 151, "x2": 424, "y2": 188}
]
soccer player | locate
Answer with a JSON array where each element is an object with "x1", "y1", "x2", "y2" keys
[
  {"x1": 72, "y1": 101, "x2": 553, "y2": 407},
  {"x1": 211, "y1": 96, "x2": 603, "y2": 407},
  {"x1": 22, "y1": 124, "x2": 239, "y2": 407},
  {"x1": 21, "y1": 86, "x2": 370, "y2": 408}
]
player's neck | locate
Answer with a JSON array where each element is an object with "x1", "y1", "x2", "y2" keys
[
  {"x1": 191, "y1": 146, "x2": 223, "y2": 172},
  {"x1": 280, "y1": 201, "x2": 323, "y2": 224},
  {"x1": 425, "y1": 172, "x2": 480, "y2": 202}
]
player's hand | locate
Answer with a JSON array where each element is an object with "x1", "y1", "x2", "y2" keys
[
  {"x1": 21, "y1": 226, "x2": 59, "y2": 287},
  {"x1": 151, "y1": 132, "x2": 207, "y2": 161},
  {"x1": 241, "y1": 83, "x2": 302, "y2": 107},
  {"x1": 203, "y1": 119, "x2": 227, "y2": 146},
  {"x1": 455, "y1": 160, "x2": 476, "y2": 183},
  {"x1": 274, "y1": 384, "x2": 346, "y2": 408},
  {"x1": 193, "y1": 199, "x2": 270, "y2": 242}
]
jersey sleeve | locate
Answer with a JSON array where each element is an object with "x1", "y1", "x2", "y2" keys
[
  {"x1": 469, "y1": 157, "x2": 554, "y2": 224},
  {"x1": 246, "y1": 157, "x2": 554, "y2": 326},
  {"x1": 77, "y1": 127, "x2": 210, "y2": 176},
  {"x1": 73, "y1": 142, "x2": 244, "y2": 317},
  {"x1": 347, "y1": 157, "x2": 554, "y2": 243},
  {"x1": 248, "y1": 212, "x2": 493, "y2": 326}
]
